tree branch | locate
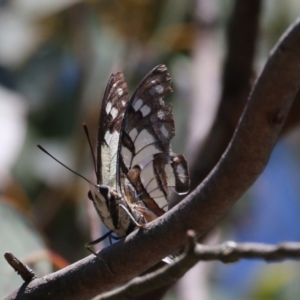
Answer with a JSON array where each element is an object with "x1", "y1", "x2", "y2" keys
[
  {"x1": 4, "y1": 252, "x2": 36, "y2": 283},
  {"x1": 282, "y1": 87, "x2": 300, "y2": 133},
  {"x1": 5, "y1": 17, "x2": 300, "y2": 300},
  {"x1": 189, "y1": 0, "x2": 262, "y2": 191},
  {"x1": 94, "y1": 232, "x2": 300, "y2": 300}
]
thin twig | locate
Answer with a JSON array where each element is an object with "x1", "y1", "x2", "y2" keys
[
  {"x1": 4, "y1": 252, "x2": 36, "y2": 283},
  {"x1": 94, "y1": 234, "x2": 300, "y2": 300},
  {"x1": 194, "y1": 241, "x2": 300, "y2": 262}
]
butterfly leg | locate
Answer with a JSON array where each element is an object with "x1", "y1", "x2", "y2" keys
[
  {"x1": 108, "y1": 233, "x2": 123, "y2": 245},
  {"x1": 85, "y1": 230, "x2": 112, "y2": 252},
  {"x1": 85, "y1": 231, "x2": 117, "y2": 273}
]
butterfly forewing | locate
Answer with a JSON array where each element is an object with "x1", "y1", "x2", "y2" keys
[
  {"x1": 89, "y1": 72, "x2": 132, "y2": 237},
  {"x1": 117, "y1": 65, "x2": 190, "y2": 221},
  {"x1": 97, "y1": 72, "x2": 129, "y2": 189}
]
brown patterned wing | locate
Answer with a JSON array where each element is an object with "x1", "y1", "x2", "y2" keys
[
  {"x1": 117, "y1": 65, "x2": 190, "y2": 221},
  {"x1": 96, "y1": 72, "x2": 129, "y2": 188}
]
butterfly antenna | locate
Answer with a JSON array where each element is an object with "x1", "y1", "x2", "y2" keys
[
  {"x1": 82, "y1": 123, "x2": 97, "y2": 176},
  {"x1": 37, "y1": 144, "x2": 94, "y2": 186}
]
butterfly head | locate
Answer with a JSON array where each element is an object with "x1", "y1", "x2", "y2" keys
[
  {"x1": 88, "y1": 184, "x2": 130, "y2": 235},
  {"x1": 88, "y1": 184, "x2": 111, "y2": 203}
]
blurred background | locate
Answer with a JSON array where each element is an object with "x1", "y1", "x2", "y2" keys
[{"x1": 1, "y1": 0, "x2": 300, "y2": 299}]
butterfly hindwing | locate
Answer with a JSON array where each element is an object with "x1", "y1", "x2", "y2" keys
[{"x1": 117, "y1": 65, "x2": 190, "y2": 222}]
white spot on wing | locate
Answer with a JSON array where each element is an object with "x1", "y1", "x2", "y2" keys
[
  {"x1": 132, "y1": 145, "x2": 160, "y2": 167},
  {"x1": 157, "y1": 109, "x2": 165, "y2": 119},
  {"x1": 110, "y1": 107, "x2": 118, "y2": 119},
  {"x1": 133, "y1": 99, "x2": 143, "y2": 111},
  {"x1": 117, "y1": 88, "x2": 123, "y2": 96},
  {"x1": 138, "y1": 155, "x2": 154, "y2": 169},
  {"x1": 141, "y1": 105, "x2": 151, "y2": 116},
  {"x1": 165, "y1": 164, "x2": 175, "y2": 186},
  {"x1": 176, "y1": 164, "x2": 185, "y2": 175},
  {"x1": 135, "y1": 129, "x2": 155, "y2": 153},
  {"x1": 149, "y1": 84, "x2": 164, "y2": 96},
  {"x1": 129, "y1": 128, "x2": 138, "y2": 141},
  {"x1": 104, "y1": 131, "x2": 112, "y2": 144},
  {"x1": 122, "y1": 100, "x2": 126, "y2": 106},
  {"x1": 173, "y1": 156, "x2": 180, "y2": 163},
  {"x1": 150, "y1": 188, "x2": 164, "y2": 198},
  {"x1": 160, "y1": 124, "x2": 169, "y2": 138},
  {"x1": 101, "y1": 144, "x2": 111, "y2": 183},
  {"x1": 106, "y1": 102, "x2": 112, "y2": 114},
  {"x1": 174, "y1": 162, "x2": 189, "y2": 186},
  {"x1": 108, "y1": 131, "x2": 120, "y2": 186},
  {"x1": 153, "y1": 196, "x2": 167, "y2": 209},
  {"x1": 121, "y1": 146, "x2": 132, "y2": 168},
  {"x1": 102, "y1": 131, "x2": 119, "y2": 186},
  {"x1": 155, "y1": 85, "x2": 163, "y2": 93},
  {"x1": 178, "y1": 174, "x2": 188, "y2": 186},
  {"x1": 140, "y1": 160, "x2": 156, "y2": 186}
]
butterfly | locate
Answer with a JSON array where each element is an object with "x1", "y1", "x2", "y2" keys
[{"x1": 88, "y1": 65, "x2": 190, "y2": 241}]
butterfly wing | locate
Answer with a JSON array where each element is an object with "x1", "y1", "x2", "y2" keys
[
  {"x1": 89, "y1": 71, "x2": 132, "y2": 236},
  {"x1": 117, "y1": 65, "x2": 190, "y2": 222},
  {"x1": 96, "y1": 72, "x2": 129, "y2": 188}
]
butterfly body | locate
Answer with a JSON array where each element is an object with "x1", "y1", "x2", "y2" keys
[
  {"x1": 88, "y1": 185, "x2": 133, "y2": 237},
  {"x1": 88, "y1": 65, "x2": 190, "y2": 238}
]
